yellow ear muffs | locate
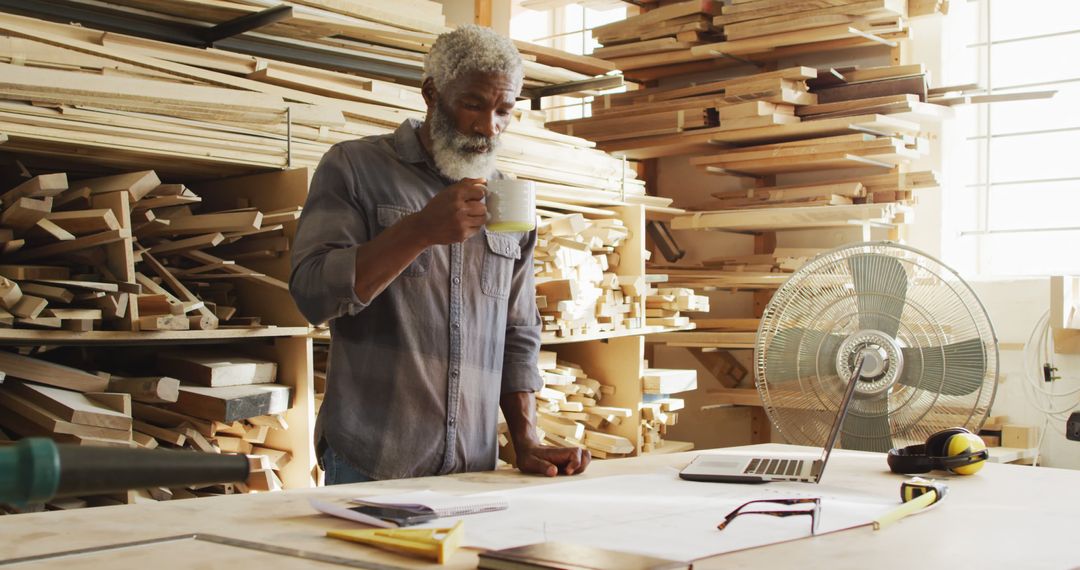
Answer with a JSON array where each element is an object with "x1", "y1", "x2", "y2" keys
[{"x1": 944, "y1": 432, "x2": 987, "y2": 475}]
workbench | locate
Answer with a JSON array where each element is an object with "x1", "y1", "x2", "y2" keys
[{"x1": 1, "y1": 444, "x2": 1076, "y2": 569}]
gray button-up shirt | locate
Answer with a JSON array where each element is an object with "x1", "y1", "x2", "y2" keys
[{"x1": 289, "y1": 118, "x2": 543, "y2": 480}]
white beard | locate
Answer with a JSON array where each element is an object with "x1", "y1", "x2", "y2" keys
[{"x1": 428, "y1": 102, "x2": 500, "y2": 181}]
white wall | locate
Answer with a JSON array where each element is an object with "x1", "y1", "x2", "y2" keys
[{"x1": 969, "y1": 279, "x2": 1080, "y2": 469}]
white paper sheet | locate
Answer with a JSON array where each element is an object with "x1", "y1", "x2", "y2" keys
[{"x1": 413, "y1": 471, "x2": 897, "y2": 562}]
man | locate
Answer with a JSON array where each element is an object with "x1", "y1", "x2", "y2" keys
[{"x1": 290, "y1": 25, "x2": 590, "y2": 484}]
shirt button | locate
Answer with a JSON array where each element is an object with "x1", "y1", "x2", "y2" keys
[
  {"x1": 452, "y1": 276, "x2": 461, "y2": 285},
  {"x1": 449, "y1": 417, "x2": 456, "y2": 426},
  {"x1": 505, "y1": 247, "x2": 511, "y2": 254},
  {"x1": 450, "y1": 370, "x2": 458, "y2": 378},
  {"x1": 451, "y1": 323, "x2": 459, "y2": 330}
]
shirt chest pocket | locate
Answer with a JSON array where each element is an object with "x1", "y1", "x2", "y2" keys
[
  {"x1": 481, "y1": 232, "x2": 521, "y2": 300},
  {"x1": 376, "y1": 204, "x2": 430, "y2": 277}
]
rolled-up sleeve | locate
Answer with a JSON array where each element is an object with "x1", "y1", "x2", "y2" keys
[
  {"x1": 289, "y1": 144, "x2": 370, "y2": 326},
  {"x1": 500, "y1": 229, "x2": 543, "y2": 394}
]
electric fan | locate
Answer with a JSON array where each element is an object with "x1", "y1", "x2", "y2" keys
[{"x1": 755, "y1": 242, "x2": 998, "y2": 453}]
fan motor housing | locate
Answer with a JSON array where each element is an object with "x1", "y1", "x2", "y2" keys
[{"x1": 835, "y1": 330, "x2": 904, "y2": 398}]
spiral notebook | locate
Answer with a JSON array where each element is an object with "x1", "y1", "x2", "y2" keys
[{"x1": 352, "y1": 490, "x2": 509, "y2": 518}]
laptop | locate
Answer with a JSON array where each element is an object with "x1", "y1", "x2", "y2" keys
[{"x1": 679, "y1": 354, "x2": 865, "y2": 484}]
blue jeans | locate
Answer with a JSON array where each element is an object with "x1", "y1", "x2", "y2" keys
[{"x1": 321, "y1": 444, "x2": 375, "y2": 485}]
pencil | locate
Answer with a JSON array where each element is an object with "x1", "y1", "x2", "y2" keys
[{"x1": 872, "y1": 490, "x2": 938, "y2": 530}]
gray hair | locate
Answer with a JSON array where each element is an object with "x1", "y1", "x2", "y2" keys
[{"x1": 423, "y1": 25, "x2": 524, "y2": 96}]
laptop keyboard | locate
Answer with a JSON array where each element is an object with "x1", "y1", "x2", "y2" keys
[{"x1": 745, "y1": 458, "x2": 804, "y2": 477}]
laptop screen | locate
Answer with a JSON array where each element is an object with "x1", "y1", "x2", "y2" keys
[{"x1": 817, "y1": 353, "x2": 866, "y2": 471}]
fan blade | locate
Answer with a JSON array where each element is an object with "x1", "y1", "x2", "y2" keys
[
  {"x1": 765, "y1": 328, "x2": 844, "y2": 383},
  {"x1": 840, "y1": 396, "x2": 893, "y2": 452},
  {"x1": 899, "y1": 339, "x2": 987, "y2": 396},
  {"x1": 849, "y1": 253, "x2": 907, "y2": 337}
]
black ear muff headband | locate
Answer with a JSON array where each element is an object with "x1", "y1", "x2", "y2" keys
[{"x1": 887, "y1": 428, "x2": 990, "y2": 474}]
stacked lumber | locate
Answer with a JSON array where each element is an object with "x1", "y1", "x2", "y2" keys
[
  {"x1": 590, "y1": 0, "x2": 907, "y2": 81},
  {"x1": 590, "y1": 1, "x2": 724, "y2": 69},
  {"x1": 644, "y1": 287, "x2": 710, "y2": 328},
  {"x1": 805, "y1": 64, "x2": 928, "y2": 110},
  {"x1": 535, "y1": 214, "x2": 645, "y2": 341},
  {"x1": 531, "y1": 351, "x2": 636, "y2": 458},
  {"x1": 669, "y1": 202, "x2": 911, "y2": 232},
  {"x1": 0, "y1": 347, "x2": 293, "y2": 505},
  {"x1": 0, "y1": 169, "x2": 295, "y2": 332},
  {"x1": 647, "y1": 266, "x2": 792, "y2": 290},
  {"x1": 701, "y1": 248, "x2": 823, "y2": 273},
  {"x1": 689, "y1": 132, "x2": 927, "y2": 176},
  {"x1": 34, "y1": 0, "x2": 613, "y2": 85},
  {"x1": 0, "y1": 12, "x2": 670, "y2": 216},
  {"x1": 693, "y1": 171, "x2": 938, "y2": 212},
  {"x1": 547, "y1": 67, "x2": 814, "y2": 145}
]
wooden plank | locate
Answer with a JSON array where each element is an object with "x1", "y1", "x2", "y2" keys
[
  {"x1": 813, "y1": 75, "x2": 927, "y2": 104},
  {"x1": 166, "y1": 384, "x2": 291, "y2": 423},
  {"x1": 1, "y1": 197, "x2": 52, "y2": 233},
  {"x1": 138, "y1": 315, "x2": 190, "y2": 331},
  {"x1": 74, "y1": 170, "x2": 161, "y2": 202},
  {"x1": 808, "y1": 63, "x2": 925, "y2": 89},
  {"x1": 672, "y1": 202, "x2": 905, "y2": 231},
  {"x1": 145, "y1": 232, "x2": 225, "y2": 255},
  {"x1": 0, "y1": 61, "x2": 292, "y2": 126},
  {"x1": 158, "y1": 351, "x2": 277, "y2": 387},
  {"x1": 142, "y1": 211, "x2": 262, "y2": 237},
  {"x1": 0, "y1": 173, "x2": 67, "y2": 204},
  {"x1": 7, "y1": 381, "x2": 131, "y2": 430},
  {"x1": 0, "y1": 350, "x2": 109, "y2": 392},
  {"x1": 44, "y1": 209, "x2": 121, "y2": 236},
  {"x1": 107, "y1": 376, "x2": 181, "y2": 404},
  {"x1": 0, "y1": 389, "x2": 130, "y2": 441},
  {"x1": 10, "y1": 295, "x2": 48, "y2": 319},
  {"x1": 137, "y1": 293, "x2": 184, "y2": 316},
  {"x1": 27, "y1": 218, "x2": 76, "y2": 242},
  {"x1": 5, "y1": 229, "x2": 131, "y2": 262}
]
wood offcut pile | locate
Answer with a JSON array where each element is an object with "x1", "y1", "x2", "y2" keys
[
  {"x1": 530, "y1": 351, "x2": 637, "y2": 458},
  {"x1": 517, "y1": 352, "x2": 701, "y2": 457},
  {"x1": 0, "y1": 347, "x2": 293, "y2": 510},
  {"x1": 0, "y1": 170, "x2": 296, "y2": 332},
  {"x1": 535, "y1": 213, "x2": 644, "y2": 341},
  {"x1": 0, "y1": 10, "x2": 680, "y2": 217}
]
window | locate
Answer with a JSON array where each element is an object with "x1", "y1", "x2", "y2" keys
[
  {"x1": 510, "y1": 1, "x2": 626, "y2": 121},
  {"x1": 947, "y1": 0, "x2": 1080, "y2": 276}
]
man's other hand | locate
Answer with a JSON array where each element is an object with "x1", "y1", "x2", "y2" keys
[
  {"x1": 414, "y1": 177, "x2": 487, "y2": 244},
  {"x1": 516, "y1": 445, "x2": 591, "y2": 477}
]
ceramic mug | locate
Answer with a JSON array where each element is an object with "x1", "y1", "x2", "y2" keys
[{"x1": 485, "y1": 178, "x2": 536, "y2": 233}]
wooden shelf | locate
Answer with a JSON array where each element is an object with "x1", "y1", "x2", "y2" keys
[
  {"x1": 646, "y1": 331, "x2": 756, "y2": 349},
  {"x1": 671, "y1": 202, "x2": 909, "y2": 233},
  {"x1": 0, "y1": 326, "x2": 311, "y2": 345},
  {"x1": 542, "y1": 324, "x2": 696, "y2": 346},
  {"x1": 645, "y1": 439, "x2": 694, "y2": 455}
]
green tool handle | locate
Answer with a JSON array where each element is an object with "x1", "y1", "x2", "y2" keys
[{"x1": 1, "y1": 438, "x2": 250, "y2": 506}]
